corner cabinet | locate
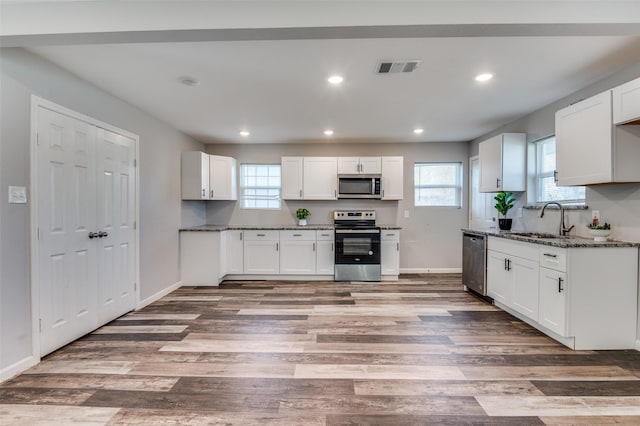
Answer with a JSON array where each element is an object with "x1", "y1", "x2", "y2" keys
[
  {"x1": 381, "y1": 230, "x2": 400, "y2": 279},
  {"x1": 181, "y1": 151, "x2": 237, "y2": 200},
  {"x1": 556, "y1": 90, "x2": 640, "y2": 185},
  {"x1": 381, "y1": 157, "x2": 404, "y2": 200},
  {"x1": 487, "y1": 236, "x2": 638, "y2": 350},
  {"x1": 478, "y1": 133, "x2": 526, "y2": 193}
]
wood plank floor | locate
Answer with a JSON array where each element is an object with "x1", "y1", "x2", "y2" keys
[{"x1": 2, "y1": 273, "x2": 640, "y2": 425}]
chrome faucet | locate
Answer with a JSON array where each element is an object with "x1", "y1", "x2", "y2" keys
[{"x1": 539, "y1": 202, "x2": 575, "y2": 236}]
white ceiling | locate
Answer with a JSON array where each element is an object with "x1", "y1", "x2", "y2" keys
[{"x1": 4, "y1": 1, "x2": 640, "y2": 144}]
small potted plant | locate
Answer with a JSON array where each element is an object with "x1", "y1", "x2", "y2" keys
[
  {"x1": 587, "y1": 221, "x2": 611, "y2": 241},
  {"x1": 296, "y1": 208, "x2": 311, "y2": 226},
  {"x1": 494, "y1": 191, "x2": 516, "y2": 230}
]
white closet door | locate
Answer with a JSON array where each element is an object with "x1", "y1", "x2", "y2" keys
[
  {"x1": 38, "y1": 107, "x2": 99, "y2": 355},
  {"x1": 96, "y1": 128, "x2": 136, "y2": 324}
]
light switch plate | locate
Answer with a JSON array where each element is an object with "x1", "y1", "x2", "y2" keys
[{"x1": 8, "y1": 186, "x2": 27, "y2": 204}]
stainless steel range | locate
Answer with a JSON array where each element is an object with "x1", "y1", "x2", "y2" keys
[{"x1": 334, "y1": 210, "x2": 381, "y2": 282}]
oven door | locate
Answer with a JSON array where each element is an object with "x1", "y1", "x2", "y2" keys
[{"x1": 335, "y1": 229, "x2": 381, "y2": 264}]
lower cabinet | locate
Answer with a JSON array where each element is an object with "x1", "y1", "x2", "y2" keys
[
  {"x1": 316, "y1": 231, "x2": 335, "y2": 275},
  {"x1": 280, "y1": 230, "x2": 316, "y2": 274},
  {"x1": 487, "y1": 236, "x2": 638, "y2": 350},
  {"x1": 381, "y1": 230, "x2": 400, "y2": 278},
  {"x1": 225, "y1": 230, "x2": 244, "y2": 274},
  {"x1": 180, "y1": 231, "x2": 222, "y2": 285},
  {"x1": 243, "y1": 231, "x2": 280, "y2": 274}
]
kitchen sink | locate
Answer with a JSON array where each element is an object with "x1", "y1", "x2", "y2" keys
[{"x1": 508, "y1": 232, "x2": 565, "y2": 239}]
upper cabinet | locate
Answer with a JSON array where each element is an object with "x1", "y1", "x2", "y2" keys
[
  {"x1": 478, "y1": 133, "x2": 526, "y2": 192},
  {"x1": 303, "y1": 157, "x2": 338, "y2": 200},
  {"x1": 381, "y1": 156, "x2": 403, "y2": 200},
  {"x1": 556, "y1": 90, "x2": 640, "y2": 185},
  {"x1": 181, "y1": 151, "x2": 237, "y2": 200},
  {"x1": 338, "y1": 157, "x2": 382, "y2": 174},
  {"x1": 281, "y1": 156, "x2": 304, "y2": 200},
  {"x1": 181, "y1": 151, "x2": 210, "y2": 200},
  {"x1": 613, "y1": 76, "x2": 640, "y2": 125}
]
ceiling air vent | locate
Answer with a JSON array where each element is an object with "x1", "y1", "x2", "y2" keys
[{"x1": 377, "y1": 60, "x2": 421, "y2": 74}]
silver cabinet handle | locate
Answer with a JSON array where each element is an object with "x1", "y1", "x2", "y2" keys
[
  {"x1": 496, "y1": 178, "x2": 501, "y2": 188},
  {"x1": 313, "y1": 243, "x2": 316, "y2": 251},
  {"x1": 397, "y1": 242, "x2": 399, "y2": 251},
  {"x1": 331, "y1": 243, "x2": 333, "y2": 251},
  {"x1": 299, "y1": 189, "x2": 302, "y2": 197},
  {"x1": 202, "y1": 188, "x2": 206, "y2": 197},
  {"x1": 543, "y1": 253, "x2": 558, "y2": 258},
  {"x1": 558, "y1": 277, "x2": 564, "y2": 292},
  {"x1": 276, "y1": 243, "x2": 279, "y2": 251},
  {"x1": 257, "y1": 233, "x2": 266, "y2": 237},
  {"x1": 382, "y1": 189, "x2": 385, "y2": 198},
  {"x1": 210, "y1": 190, "x2": 214, "y2": 198},
  {"x1": 293, "y1": 233, "x2": 302, "y2": 237},
  {"x1": 334, "y1": 189, "x2": 337, "y2": 198},
  {"x1": 321, "y1": 233, "x2": 330, "y2": 237},
  {"x1": 240, "y1": 232, "x2": 243, "y2": 241}
]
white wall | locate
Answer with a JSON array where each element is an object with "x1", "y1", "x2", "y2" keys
[
  {"x1": 205, "y1": 142, "x2": 469, "y2": 272},
  {"x1": 0, "y1": 47, "x2": 205, "y2": 377}
]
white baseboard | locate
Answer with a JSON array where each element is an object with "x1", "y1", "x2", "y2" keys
[
  {"x1": 137, "y1": 281, "x2": 182, "y2": 310},
  {"x1": 0, "y1": 355, "x2": 38, "y2": 383},
  {"x1": 400, "y1": 268, "x2": 462, "y2": 274},
  {"x1": 636, "y1": 339, "x2": 640, "y2": 351}
]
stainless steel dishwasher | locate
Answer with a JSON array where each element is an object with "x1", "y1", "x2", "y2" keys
[{"x1": 462, "y1": 231, "x2": 488, "y2": 297}]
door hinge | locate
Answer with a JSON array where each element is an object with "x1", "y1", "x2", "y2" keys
[{"x1": 39, "y1": 319, "x2": 43, "y2": 332}]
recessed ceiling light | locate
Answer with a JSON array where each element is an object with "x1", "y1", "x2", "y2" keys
[
  {"x1": 475, "y1": 73, "x2": 494, "y2": 82},
  {"x1": 327, "y1": 75, "x2": 344, "y2": 85},
  {"x1": 239, "y1": 131, "x2": 250, "y2": 137},
  {"x1": 324, "y1": 130, "x2": 334, "y2": 136},
  {"x1": 413, "y1": 128, "x2": 424, "y2": 135},
  {"x1": 178, "y1": 76, "x2": 200, "y2": 86}
]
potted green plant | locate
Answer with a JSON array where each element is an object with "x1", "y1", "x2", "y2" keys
[
  {"x1": 494, "y1": 191, "x2": 516, "y2": 230},
  {"x1": 296, "y1": 208, "x2": 311, "y2": 226}
]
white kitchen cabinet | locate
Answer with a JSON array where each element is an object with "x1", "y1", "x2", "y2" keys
[
  {"x1": 381, "y1": 230, "x2": 400, "y2": 278},
  {"x1": 209, "y1": 155, "x2": 237, "y2": 200},
  {"x1": 613, "y1": 76, "x2": 640, "y2": 124},
  {"x1": 180, "y1": 231, "x2": 222, "y2": 285},
  {"x1": 225, "y1": 230, "x2": 244, "y2": 274},
  {"x1": 338, "y1": 157, "x2": 382, "y2": 174},
  {"x1": 486, "y1": 249, "x2": 511, "y2": 305},
  {"x1": 556, "y1": 90, "x2": 640, "y2": 185},
  {"x1": 281, "y1": 156, "x2": 303, "y2": 200},
  {"x1": 243, "y1": 231, "x2": 280, "y2": 274},
  {"x1": 181, "y1": 151, "x2": 210, "y2": 200},
  {"x1": 539, "y1": 267, "x2": 567, "y2": 336},
  {"x1": 381, "y1": 156, "x2": 404, "y2": 200},
  {"x1": 280, "y1": 230, "x2": 316, "y2": 274},
  {"x1": 510, "y1": 256, "x2": 539, "y2": 322},
  {"x1": 478, "y1": 133, "x2": 526, "y2": 192},
  {"x1": 316, "y1": 231, "x2": 335, "y2": 275},
  {"x1": 303, "y1": 157, "x2": 337, "y2": 200}
]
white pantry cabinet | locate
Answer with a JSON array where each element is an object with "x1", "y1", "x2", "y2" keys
[
  {"x1": 381, "y1": 156, "x2": 404, "y2": 200},
  {"x1": 556, "y1": 90, "x2": 640, "y2": 185},
  {"x1": 303, "y1": 157, "x2": 338, "y2": 200},
  {"x1": 338, "y1": 157, "x2": 382, "y2": 174},
  {"x1": 243, "y1": 231, "x2": 280, "y2": 274},
  {"x1": 316, "y1": 231, "x2": 335, "y2": 275},
  {"x1": 613, "y1": 76, "x2": 640, "y2": 124},
  {"x1": 209, "y1": 155, "x2": 237, "y2": 200},
  {"x1": 281, "y1": 156, "x2": 304, "y2": 200},
  {"x1": 478, "y1": 133, "x2": 526, "y2": 192},
  {"x1": 181, "y1": 151, "x2": 210, "y2": 200},
  {"x1": 381, "y1": 230, "x2": 400, "y2": 278},
  {"x1": 280, "y1": 230, "x2": 316, "y2": 274}
]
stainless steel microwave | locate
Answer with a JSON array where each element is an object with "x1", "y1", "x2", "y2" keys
[{"x1": 337, "y1": 175, "x2": 382, "y2": 199}]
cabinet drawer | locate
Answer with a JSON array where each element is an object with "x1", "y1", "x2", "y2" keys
[
  {"x1": 280, "y1": 230, "x2": 316, "y2": 241},
  {"x1": 243, "y1": 230, "x2": 280, "y2": 241},
  {"x1": 381, "y1": 230, "x2": 400, "y2": 240},
  {"x1": 316, "y1": 230, "x2": 334, "y2": 241},
  {"x1": 488, "y1": 237, "x2": 538, "y2": 260},
  {"x1": 539, "y1": 247, "x2": 567, "y2": 272}
]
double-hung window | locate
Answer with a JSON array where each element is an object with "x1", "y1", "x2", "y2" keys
[
  {"x1": 535, "y1": 136, "x2": 585, "y2": 204},
  {"x1": 240, "y1": 164, "x2": 281, "y2": 209},
  {"x1": 414, "y1": 162, "x2": 463, "y2": 207}
]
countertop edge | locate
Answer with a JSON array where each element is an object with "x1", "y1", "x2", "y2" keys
[{"x1": 462, "y1": 228, "x2": 640, "y2": 248}]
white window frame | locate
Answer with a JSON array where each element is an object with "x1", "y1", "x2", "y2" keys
[
  {"x1": 534, "y1": 136, "x2": 585, "y2": 204},
  {"x1": 414, "y1": 162, "x2": 463, "y2": 207},
  {"x1": 240, "y1": 163, "x2": 281, "y2": 210}
]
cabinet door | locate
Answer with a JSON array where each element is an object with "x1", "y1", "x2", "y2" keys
[
  {"x1": 280, "y1": 240, "x2": 316, "y2": 274},
  {"x1": 337, "y1": 157, "x2": 361, "y2": 174},
  {"x1": 209, "y1": 155, "x2": 236, "y2": 200},
  {"x1": 381, "y1": 156, "x2": 403, "y2": 200},
  {"x1": 613, "y1": 76, "x2": 640, "y2": 125},
  {"x1": 479, "y1": 135, "x2": 502, "y2": 192},
  {"x1": 303, "y1": 157, "x2": 337, "y2": 199},
  {"x1": 243, "y1": 240, "x2": 279, "y2": 274},
  {"x1": 487, "y1": 250, "x2": 510, "y2": 305},
  {"x1": 511, "y1": 256, "x2": 539, "y2": 322},
  {"x1": 556, "y1": 91, "x2": 613, "y2": 185},
  {"x1": 181, "y1": 151, "x2": 210, "y2": 200},
  {"x1": 360, "y1": 157, "x2": 382, "y2": 174},
  {"x1": 225, "y1": 230, "x2": 244, "y2": 274},
  {"x1": 282, "y1": 157, "x2": 303, "y2": 199},
  {"x1": 316, "y1": 239, "x2": 335, "y2": 275},
  {"x1": 539, "y1": 267, "x2": 568, "y2": 336},
  {"x1": 381, "y1": 232, "x2": 400, "y2": 276}
]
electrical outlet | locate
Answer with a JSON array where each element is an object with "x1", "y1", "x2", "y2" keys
[
  {"x1": 516, "y1": 207, "x2": 523, "y2": 218},
  {"x1": 404, "y1": 210, "x2": 410, "y2": 218}
]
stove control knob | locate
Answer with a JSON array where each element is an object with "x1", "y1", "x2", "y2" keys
[{"x1": 369, "y1": 251, "x2": 373, "y2": 255}]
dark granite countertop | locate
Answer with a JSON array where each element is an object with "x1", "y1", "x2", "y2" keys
[
  {"x1": 181, "y1": 224, "x2": 401, "y2": 232},
  {"x1": 462, "y1": 228, "x2": 640, "y2": 248}
]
